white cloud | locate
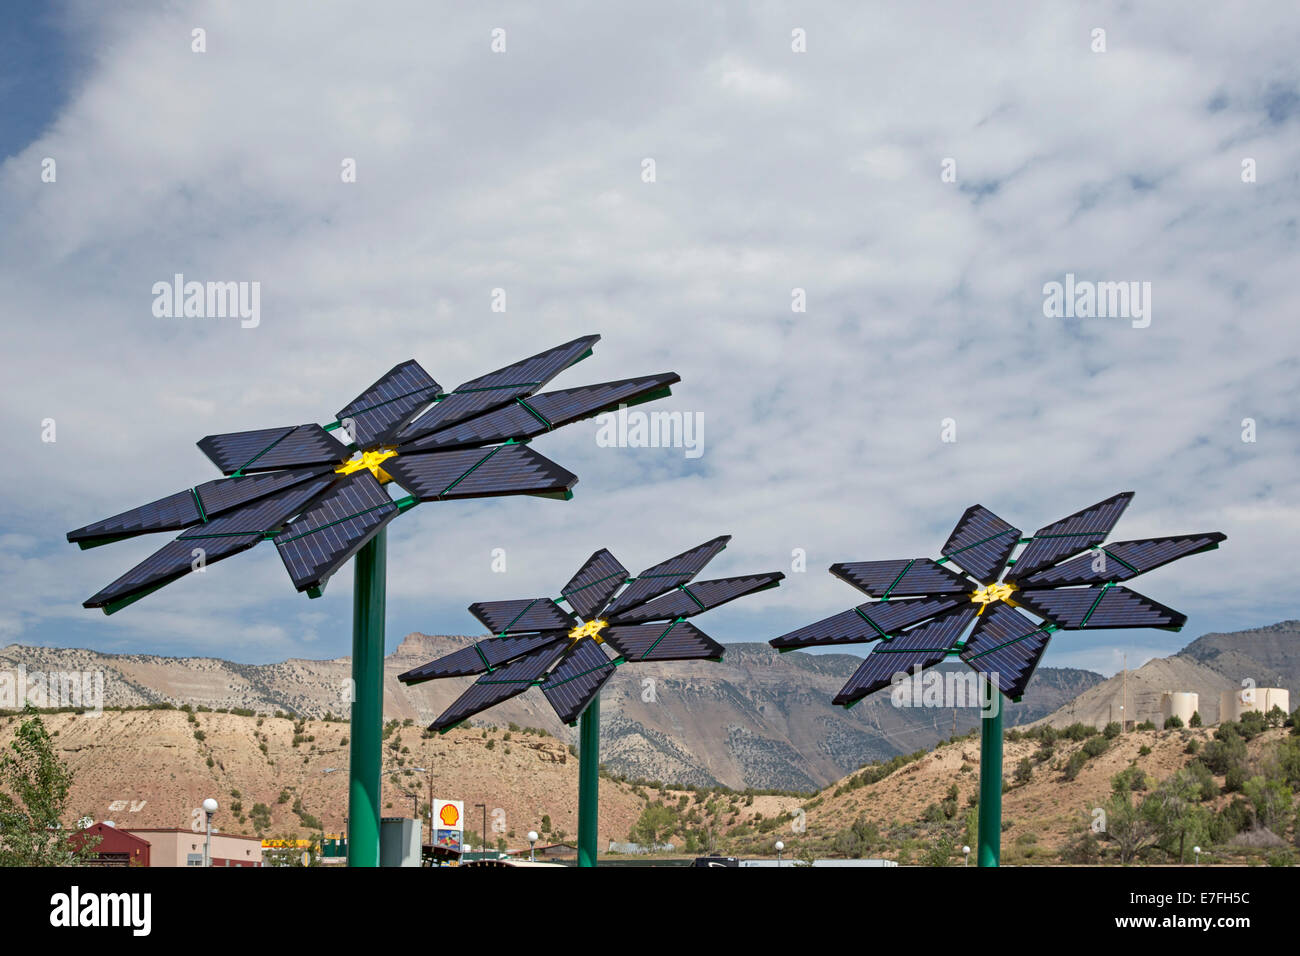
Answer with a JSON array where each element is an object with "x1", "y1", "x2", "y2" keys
[{"x1": 1, "y1": 1, "x2": 1296, "y2": 667}]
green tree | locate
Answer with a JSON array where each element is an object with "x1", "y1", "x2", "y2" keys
[
  {"x1": 1189, "y1": 711, "x2": 1202, "y2": 728},
  {"x1": 1099, "y1": 781, "x2": 1158, "y2": 863},
  {"x1": 629, "y1": 801, "x2": 677, "y2": 847},
  {"x1": 1241, "y1": 776, "x2": 1292, "y2": 833},
  {"x1": 0, "y1": 710, "x2": 100, "y2": 866},
  {"x1": 1144, "y1": 770, "x2": 1211, "y2": 863},
  {"x1": 922, "y1": 833, "x2": 955, "y2": 867}
]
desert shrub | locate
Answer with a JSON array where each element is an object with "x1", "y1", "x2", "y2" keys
[{"x1": 1063, "y1": 751, "x2": 1088, "y2": 781}]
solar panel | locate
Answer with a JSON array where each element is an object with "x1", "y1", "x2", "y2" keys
[
  {"x1": 467, "y1": 598, "x2": 575, "y2": 635},
  {"x1": 383, "y1": 444, "x2": 578, "y2": 501},
  {"x1": 1014, "y1": 584, "x2": 1186, "y2": 631},
  {"x1": 1017, "y1": 533, "x2": 1227, "y2": 588},
  {"x1": 67, "y1": 488, "x2": 203, "y2": 547},
  {"x1": 429, "y1": 640, "x2": 569, "y2": 732},
  {"x1": 83, "y1": 476, "x2": 334, "y2": 609},
  {"x1": 832, "y1": 606, "x2": 977, "y2": 706},
  {"x1": 540, "y1": 638, "x2": 617, "y2": 725},
  {"x1": 771, "y1": 594, "x2": 962, "y2": 650},
  {"x1": 1005, "y1": 492, "x2": 1134, "y2": 583},
  {"x1": 602, "y1": 536, "x2": 730, "y2": 618},
  {"x1": 941, "y1": 505, "x2": 1021, "y2": 584},
  {"x1": 602, "y1": 620, "x2": 725, "y2": 662},
  {"x1": 959, "y1": 604, "x2": 1054, "y2": 698},
  {"x1": 398, "y1": 373, "x2": 680, "y2": 453},
  {"x1": 401, "y1": 535, "x2": 779, "y2": 730},
  {"x1": 398, "y1": 335, "x2": 600, "y2": 442},
  {"x1": 830, "y1": 558, "x2": 972, "y2": 598},
  {"x1": 197, "y1": 424, "x2": 351, "y2": 476},
  {"x1": 336, "y1": 360, "x2": 442, "y2": 448},
  {"x1": 561, "y1": 549, "x2": 629, "y2": 621},
  {"x1": 606, "y1": 572, "x2": 784, "y2": 624},
  {"x1": 398, "y1": 632, "x2": 568, "y2": 684},
  {"x1": 273, "y1": 472, "x2": 399, "y2": 593},
  {"x1": 73, "y1": 337, "x2": 682, "y2": 619}
]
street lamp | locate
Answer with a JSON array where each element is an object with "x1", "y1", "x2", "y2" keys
[
  {"x1": 411, "y1": 767, "x2": 432, "y2": 845},
  {"x1": 963, "y1": 845, "x2": 971, "y2": 867},
  {"x1": 475, "y1": 803, "x2": 487, "y2": 859},
  {"x1": 1194, "y1": 846, "x2": 1201, "y2": 866},
  {"x1": 202, "y1": 798, "x2": 218, "y2": 867},
  {"x1": 528, "y1": 830, "x2": 539, "y2": 862},
  {"x1": 775, "y1": 840, "x2": 784, "y2": 867}
]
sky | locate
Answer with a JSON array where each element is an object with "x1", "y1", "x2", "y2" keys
[{"x1": 0, "y1": 2, "x2": 1296, "y2": 676}]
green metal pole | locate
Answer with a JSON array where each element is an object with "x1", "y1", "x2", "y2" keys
[
  {"x1": 577, "y1": 695, "x2": 600, "y2": 867},
  {"x1": 977, "y1": 680, "x2": 1003, "y2": 867},
  {"x1": 347, "y1": 527, "x2": 386, "y2": 867}
]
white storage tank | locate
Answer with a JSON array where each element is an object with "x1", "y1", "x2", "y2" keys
[
  {"x1": 1161, "y1": 692, "x2": 1199, "y2": 726},
  {"x1": 1219, "y1": 687, "x2": 1290, "y2": 723}
]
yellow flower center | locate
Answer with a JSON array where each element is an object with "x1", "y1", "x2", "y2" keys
[
  {"x1": 971, "y1": 582, "x2": 1016, "y2": 609},
  {"x1": 568, "y1": 619, "x2": 608, "y2": 644},
  {"x1": 335, "y1": 447, "x2": 398, "y2": 484}
]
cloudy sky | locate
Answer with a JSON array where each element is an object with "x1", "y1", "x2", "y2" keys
[{"x1": 1, "y1": 2, "x2": 1295, "y2": 677}]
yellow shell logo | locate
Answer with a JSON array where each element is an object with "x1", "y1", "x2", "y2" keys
[{"x1": 439, "y1": 803, "x2": 460, "y2": 827}]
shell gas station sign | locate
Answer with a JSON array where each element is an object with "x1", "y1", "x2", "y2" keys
[{"x1": 433, "y1": 799, "x2": 464, "y2": 852}]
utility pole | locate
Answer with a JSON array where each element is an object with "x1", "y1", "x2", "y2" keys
[{"x1": 1123, "y1": 653, "x2": 1128, "y2": 732}]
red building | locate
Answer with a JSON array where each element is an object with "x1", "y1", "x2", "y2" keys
[{"x1": 69, "y1": 822, "x2": 151, "y2": 866}]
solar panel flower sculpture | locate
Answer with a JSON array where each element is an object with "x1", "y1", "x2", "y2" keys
[
  {"x1": 67, "y1": 334, "x2": 680, "y2": 865},
  {"x1": 769, "y1": 492, "x2": 1224, "y2": 866},
  {"x1": 401, "y1": 535, "x2": 783, "y2": 865}
]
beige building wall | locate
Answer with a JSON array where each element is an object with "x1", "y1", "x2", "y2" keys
[
  {"x1": 1219, "y1": 688, "x2": 1291, "y2": 724},
  {"x1": 1161, "y1": 692, "x2": 1199, "y2": 725},
  {"x1": 126, "y1": 829, "x2": 263, "y2": 867}
]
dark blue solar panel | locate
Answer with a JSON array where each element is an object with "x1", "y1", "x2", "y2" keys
[
  {"x1": 1015, "y1": 585, "x2": 1186, "y2": 631},
  {"x1": 1018, "y1": 533, "x2": 1226, "y2": 588},
  {"x1": 197, "y1": 424, "x2": 350, "y2": 475},
  {"x1": 833, "y1": 606, "x2": 977, "y2": 705},
  {"x1": 429, "y1": 640, "x2": 567, "y2": 731},
  {"x1": 831, "y1": 558, "x2": 971, "y2": 598},
  {"x1": 960, "y1": 604, "x2": 1053, "y2": 698},
  {"x1": 398, "y1": 373, "x2": 680, "y2": 453},
  {"x1": 195, "y1": 467, "x2": 334, "y2": 519},
  {"x1": 608, "y1": 572, "x2": 784, "y2": 623},
  {"x1": 337, "y1": 360, "x2": 441, "y2": 448},
  {"x1": 941, "y1": 505, "x2": 1021, "y2": 584},
  {"x1": 857, "y1": 596, "x2": 964, "y2": 638},
  {"x1": 467, "y1": 598, "x2": 575, "y2": 635},
  {"x1": 602, "y1": 536, "x2": 730, "y2": 618},
  {"x1": 561, "y1": 549, "x2": 629, "y2": 621},
  {"x1": 272, "y1": 472, "x2": 398, "y2": 592},
  {"x1": 1006, "y1": 492, "x2": 1133, "y2": 582},
  {"x1": 541, "y1": 638, "x2": 616, "y2": 724},
  {"x1": 68, "y1": 488, "x2": 202, "y2": 545},
  {"x1": 383, "y1": 444, "x2": 578, "y2": 501},
  {"x1": 770, "y1": 594, "x2": 966, "y2": 650},
  {"x1": 771, "y1": 607, "x2": 885, "y2": 649},
  {"x1": 602, "y1": 620, "x2": 724, "y2": 661},
  {"x1": 399, "y1": 633, "x2": 568, "y2": 684},
  {"x1": 398, "y1": 335, "x2": 599, "y2": 441},
  {"x1": 83, "y1": 477, "x2": 332, "y2": 609}
]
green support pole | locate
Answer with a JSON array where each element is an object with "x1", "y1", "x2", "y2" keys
[
  {"x1": 577, "y1": 696, "x2": 600, "y2": 867},
  {"x1": 977, "y1": 681, "x2": 1003, "y2": 867},
  {"x1": 347, "y1": 527, "x2": 387, "y2": 867}
]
